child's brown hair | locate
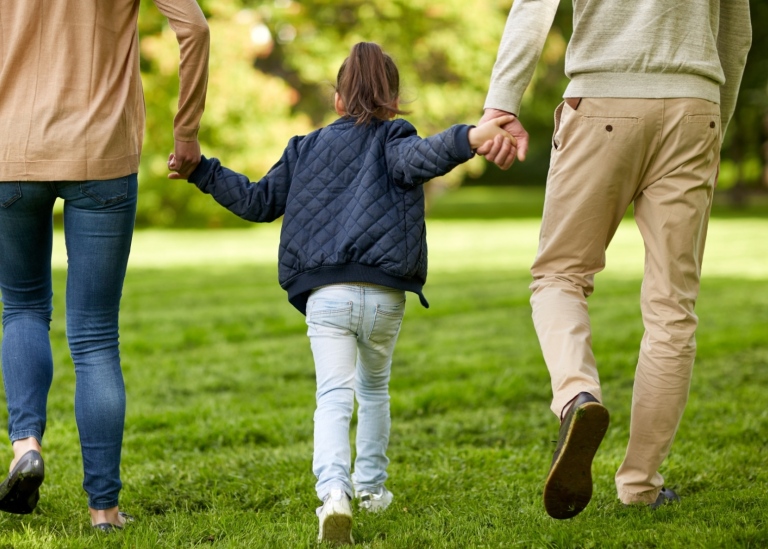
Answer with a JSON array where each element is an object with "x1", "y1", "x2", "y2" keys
[{"x1": 336, "y1": 42, "x2": 408, "y2": 125}]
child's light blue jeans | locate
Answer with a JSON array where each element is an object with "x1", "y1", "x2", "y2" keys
[{"x1": 306, "y1": 284, "x2": 405, "y2": 502}]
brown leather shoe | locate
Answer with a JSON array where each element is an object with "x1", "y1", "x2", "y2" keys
[{"x1": 543, "y1": 392, "x2": 609, "y2": 519}]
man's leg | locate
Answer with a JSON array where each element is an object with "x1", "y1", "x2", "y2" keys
[
  {"x1": 531, "y1": 98, "x2": 659, "y2": 417},
  {"x1": 532, "y1": 98, "x2": 662, "y2": 518},
  {"x1": 615, "y1": 98, "x2": 719, "y2": 505}
]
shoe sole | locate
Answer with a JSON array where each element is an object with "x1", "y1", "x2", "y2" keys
[
  {"x1": 320, "y1": 513, "x2": 353, "y2": 545},
  {"x1": 544, "y1": 402, "x2": 609, "y2": 520}
]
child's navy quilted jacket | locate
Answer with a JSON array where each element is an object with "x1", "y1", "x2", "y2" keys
[{"x1": 188, "y1": 116, "x2": 474, "y2": 314}]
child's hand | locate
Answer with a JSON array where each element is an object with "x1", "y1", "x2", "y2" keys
[
  {"x1": 167, "y1": 139, "x2": 202, "y2": 180},
  {"x1": 468, "y1": 115, "x2": 517, "y2": 153}
]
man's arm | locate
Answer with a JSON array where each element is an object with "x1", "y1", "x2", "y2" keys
[
  {"x1": 481, "y1": 0, "x2": 559, "y2": 169},
  {"x1": 484, "y1": 0, "x2": 560, "y2": 118},
  {"x1": 716, "y1": 0, "x2": 752, "y2": 137},
  {"x1": 153, "y1": 0, "x2": 210, "y2": 178}
]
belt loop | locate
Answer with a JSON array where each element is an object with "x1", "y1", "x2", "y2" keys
[{"x1": 565, "y1": 97, "x2": 582, "y2": 110}]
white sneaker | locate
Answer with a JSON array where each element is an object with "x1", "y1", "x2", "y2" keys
[
  {"x1": 356, "y1": 486, "x2": 393, "y2": 512},
  {"x1": 316, "y1": 488, "x2": 353, "y2": 545}
]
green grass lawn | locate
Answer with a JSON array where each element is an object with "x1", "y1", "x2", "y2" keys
[{"x1": 0, "y1": 218, "x2": 767, "y2": 548}]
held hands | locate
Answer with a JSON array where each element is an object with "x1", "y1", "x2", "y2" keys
[
  {"x1": 475, "y1": 109, "x2": 530, "y2": 170},
  {"x1": 167, "y1": 139, "x2": 202, "y2": 180},
  {"x1": 468, "y1": 115, "x2": 517, "y2": 163}
]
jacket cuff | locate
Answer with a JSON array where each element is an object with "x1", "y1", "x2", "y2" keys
[
  {"x1": 188, "y1": 155, "x2": 213, "y2": 184},
  {"x1": 454, "y1": 125, "x2": 475, "y2": 159}
]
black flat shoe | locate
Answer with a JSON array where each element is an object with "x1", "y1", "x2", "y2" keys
[
  {"x1": 543, "y1": 392, "x2": 609, "y2": 520},
  {"x1": 0, "y1": 450, "x2": 44, "y2": 515},
  {"x1": 93, "y1": 512, "x2": 134, "y2": 532}
]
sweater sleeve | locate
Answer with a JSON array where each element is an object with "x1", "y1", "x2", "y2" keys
[
  {"x1": 716, "y1": 0, "x2": 752, "y2": 137},
  {"x1": 385, "y1": 121, "x2": 475, "y2": 189},
  {"x1": 152, "y1": 0, "x2": 210, "y2": 142},
  {"x1": 187, "y1": 137, "x2": 303, "y2": 222},
  {"x1": 484, "y1": 0, "x2": 560, "y2": 116}
]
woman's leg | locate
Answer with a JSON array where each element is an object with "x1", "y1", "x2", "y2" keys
[
  {"x1": 59, "y1": 175, "x2": 137, "y2": 518},
  {"x1": 0, "y1": 183, "x2": 56, "y2": 462}
]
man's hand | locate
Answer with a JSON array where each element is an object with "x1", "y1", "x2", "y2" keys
[
  {"x1": 476, "y1": 108, "x2": 529, "y2": 170},
  {"x1": 167, "y1": 139, "x2": 202, "y2": 180},
  {"x1": 468, "y1": 115, "x2": 517, "y2": 154}
]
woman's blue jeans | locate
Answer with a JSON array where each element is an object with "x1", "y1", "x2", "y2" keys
[
  {"x1": 306, "y1": 284, "x2": 406, "y2": 502},
  {"x1": 0, "y1": 176, "x2": 137, "y2": 510}
]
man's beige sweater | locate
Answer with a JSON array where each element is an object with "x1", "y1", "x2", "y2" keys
[
  {"x1": 0, "y1": 0, "x2": 209, "y2": 181},
  {"x1": 485, "y1": 0, "x2": 752, "y2": 134}
]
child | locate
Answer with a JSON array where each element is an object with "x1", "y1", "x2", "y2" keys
[{"x1": 171, "y1": 42, "x2": 515, "y2": 545}]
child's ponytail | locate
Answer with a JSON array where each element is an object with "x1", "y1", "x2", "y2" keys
[{"x1": 336, "y1": 42, "x2": 407, "y2": 125}]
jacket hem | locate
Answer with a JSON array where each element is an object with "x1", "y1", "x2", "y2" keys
[{"x1": 283, "y1": 264, "x2": 428, "y2": 315}]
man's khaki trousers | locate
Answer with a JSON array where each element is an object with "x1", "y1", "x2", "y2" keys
[{"x1": 530, "y1": 97, "x2": 720, "y2": 504}]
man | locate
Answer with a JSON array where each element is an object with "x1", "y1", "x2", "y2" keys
[
  {"x1": 0, "y1": 0, "x2": 208, "y2": 530},
  {"x1": 479, "y1": 0, "x2": 752, "y2": 518}
]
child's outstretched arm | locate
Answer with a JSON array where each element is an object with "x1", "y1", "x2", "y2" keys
[
  {"x1": 386, "y1": 117, "x2": 516, "y2": 188},
  {"x1": 386, "y1": 122, "x2": 474, "y2": 188},
  {"x1": 181, "y1": 136, "x2": 304, "y2": 223}
]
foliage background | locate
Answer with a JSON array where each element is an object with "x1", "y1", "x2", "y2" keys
[{"x1": 136, "y1": 0, "x2": 768, "y2": 227}]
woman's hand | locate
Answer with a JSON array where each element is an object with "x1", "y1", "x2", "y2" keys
[{"x1": 167, "y1": 139, "x2": 202, "y2": 179}]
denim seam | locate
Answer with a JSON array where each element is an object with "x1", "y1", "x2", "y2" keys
[
  {"x1": 356, "y1": 287, "x2": 365, "y2": 337},
  {"x1": 9, "y1": 429, "x2": 43, "y2": 444},
  {"x1": 78, "y1": 178, "x2": 129, "y2": 206},
  {"x1": 0, "y1": 182, "x2": 22, "y2": 208},
  {"x1": 88, "y1": 498, "x2": 120, "y2": 511}
]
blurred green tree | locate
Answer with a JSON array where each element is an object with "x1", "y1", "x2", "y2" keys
[
  {"x1": 718, "y1": 0, "x2": 768, "y2": 202},
  {"x1": 139, "y1": 0, "x2": 312, "y2": 226},
  {"x1": 138, "y1": 0, "x2": 518, "y2": 226},
  {"x1": 137, "y1": 0, "x2": 766, "y2": 226}
]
